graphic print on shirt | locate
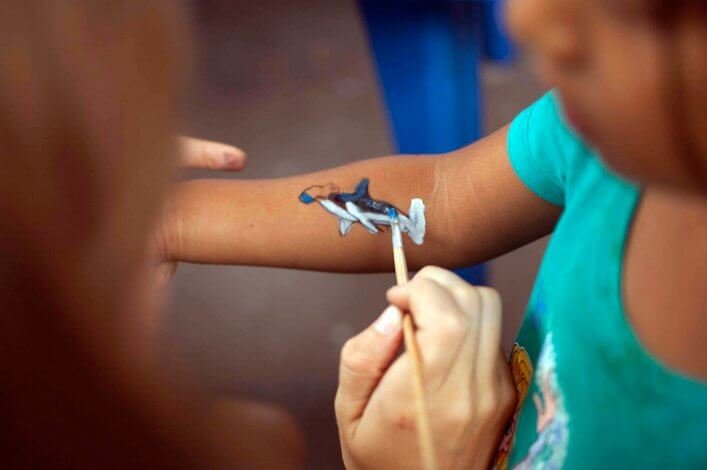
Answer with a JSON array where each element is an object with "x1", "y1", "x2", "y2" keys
[
  {"x1": 494, "y1": 344, "x2": 534, "y2": 470},
  {"x1": 530, "y1": 281, "x2": 548, "y2": 329},
  {"x1": 516, "y1": 333, "x2": 569, "y2": 470}
]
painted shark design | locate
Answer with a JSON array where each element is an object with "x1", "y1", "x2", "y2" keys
[{"x1": 298, "y1": 178, "x2": 426, "y2": 245}]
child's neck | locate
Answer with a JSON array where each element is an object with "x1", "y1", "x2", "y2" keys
[{"x1": 624, "y1": 185, "x2": 707, "y2": 381}]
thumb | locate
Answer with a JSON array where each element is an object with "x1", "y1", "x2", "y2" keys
[{"x1": 335, "y1": 305, "x2": 403, "y2": 427}]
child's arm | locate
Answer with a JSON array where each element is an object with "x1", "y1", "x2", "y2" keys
[{"x1": 159, "y1": 126, "x2": 561, "y2": 272}]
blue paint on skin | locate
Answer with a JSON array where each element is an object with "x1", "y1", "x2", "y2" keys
[
  {"x1": 338, "y1": 179, "x2": 369, "y2": 203},
  {"x1": 299, "y1": 178, "x2": 401, "y2": 222},
  {"x1": 299, "y1": 192, "x2": 315, "y2": 204}
]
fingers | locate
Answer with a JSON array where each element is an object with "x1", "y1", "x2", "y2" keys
[
  {"x1": 386, "y1": 266, "x2": 476, "y2": 313},
  {"x1": 475, "y1": 287, "x2": 502, "y2": 390},
  {"x1": 386, "y1": 269, "x2": 468, "y2": 331},
  {"x1": 179, "y1": 136, "x2": 246, "y2": 171},
  {"x1": 411, "y1": 266, "x2": 472, "y2": 292},
  {"x1": 389, "y1": 277, "x2": 469, "y2": 363},
  {"x1": 402, "y1": 268, "x2": 484, "y2": 392},
  {"x1": 386, "y1": 267, "x2": 503, "y2": 394},
  {"x1": 335, "y1": 306, "x2": 404, "y2": 428}
]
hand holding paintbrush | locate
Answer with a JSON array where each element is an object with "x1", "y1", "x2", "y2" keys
[{"x1": 335, "y1": 260, "x2": 516, "y2": 469}]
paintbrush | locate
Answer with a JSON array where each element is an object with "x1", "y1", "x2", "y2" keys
[{"x1": 389, "y1": 209, "x2": 438, "y2": 470}]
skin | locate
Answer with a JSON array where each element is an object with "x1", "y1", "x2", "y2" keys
[{"x1": 157, "y1": 0, "x2": 707, "y2": 465}]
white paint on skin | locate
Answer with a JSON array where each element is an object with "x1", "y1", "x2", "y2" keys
[
  {"x1": 319, "y1": 200, "x2": 357, "y2": 221},
  {"x1": 346, "y1": 201, "x2": 380, "y2": 233},
  {"x1": 400, "y1": 198, "x2": 425, "y2": 245},
  {"x1": 308, "y1": 191, "x2": 426, "y2": 245},
  {"x1": 339, "y1": 219, "x2": 354, "y2": 236}
]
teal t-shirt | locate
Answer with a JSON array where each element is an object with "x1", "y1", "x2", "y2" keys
[{"x1": 494, "y1": 93, "x2": 707, "y2": 469}]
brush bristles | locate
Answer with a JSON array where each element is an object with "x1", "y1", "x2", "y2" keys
[{"x1": 391, "y1": 220, "x2": 403, "y2": 249}]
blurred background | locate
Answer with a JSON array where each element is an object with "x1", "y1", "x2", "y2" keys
[{"x1": 165, "y1": 0, "x2": 547, "y2": 467}]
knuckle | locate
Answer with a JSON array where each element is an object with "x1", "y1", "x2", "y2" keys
[
  {"x1": 416, "y1": 265, "x2": 444, "y2": 279},
  {"x1": 407, "y1": 278, "x2": 439, "y2": 305},
  {"x1": 451, "y1": 286, "x2": 480, "y2": 312},
  {"x1": 478, "y1": 287, "x2": 502, "y2": 309},
  {"x1": 415, "y1": 266, "x2": 467, "y2": 289},
  {"x1": 340, "y1": 339, "x2": 372, "y2": 376},
  {"x1": 436, "y1": 312, "x2": 468, "y2": 339},
  {"x1": 333, "y1": 391, "x2": 346, "y2": 415},
  {"x1": 409, "y1": 277, "x2": 436, "y2": 296},
  {"x1": 340, "y1": 338, "x2": 358, "y2": 362},
  {"x1": 445, "y1": 400, "x2": 476, "y2": 427},
  {"x1": 477, "y1": 394, "x2": 500, "y2": 423}
]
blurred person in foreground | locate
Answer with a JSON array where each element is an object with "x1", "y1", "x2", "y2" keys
[{"x1": 0, "y1": 2, "x2": 303, "y2": 468}]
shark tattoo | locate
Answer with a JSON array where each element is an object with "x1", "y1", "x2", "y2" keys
[{"x1": 298, "y1": 178, "x2": 426, "y2": 245}]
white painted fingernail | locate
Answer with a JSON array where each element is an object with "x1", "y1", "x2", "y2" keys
[{"x1": 374, "y1": 305, "x2": 402, "y2": 335}]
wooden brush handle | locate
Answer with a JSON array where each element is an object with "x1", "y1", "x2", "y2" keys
[{"x1": 393, "y1": 245, "x2": 438, "y2": 470}]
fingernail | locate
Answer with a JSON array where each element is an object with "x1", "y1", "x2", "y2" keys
[
  {"x1": 374, "y1": 305, "x2": 402, "y2": 335},
  {"x1": 223, "y1": 151, "x2": 243, "y2": 167}
]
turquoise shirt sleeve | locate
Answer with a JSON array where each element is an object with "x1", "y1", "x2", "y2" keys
[{"x1": 507, "y1": 92, "x2": 571, "y2": 206}]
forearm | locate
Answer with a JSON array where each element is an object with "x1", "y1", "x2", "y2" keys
[
  {"x1": 162, "y1": 127, "x2": 561, "y2": 272},
  {"x1": 164, "y1": 154, "x2": 440, "y2": 272}
]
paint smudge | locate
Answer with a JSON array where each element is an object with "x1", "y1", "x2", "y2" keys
[{"x1": 298, "y1": 178, "x2": 426, "y2": 245}]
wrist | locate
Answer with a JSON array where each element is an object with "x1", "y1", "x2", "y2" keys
[{"x1": 154, "y1": 188, "x2": 185, "y2": 263}]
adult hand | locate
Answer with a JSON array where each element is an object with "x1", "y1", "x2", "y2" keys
[
  {"x1": 152, "y1": 136, "x2": 247, "y2": 285},
  {"x1": 335, "y1": 267, "x2": 516, "y2": 470}
]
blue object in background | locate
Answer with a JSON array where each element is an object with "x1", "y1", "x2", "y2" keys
[
  {"x1": 359, "y1": 0, "x2": 513, "y2": 284},
  {"x1": 479, "y1": 0, "x2": 514, "y2": 61}
]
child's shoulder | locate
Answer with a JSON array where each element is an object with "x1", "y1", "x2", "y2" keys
[{"x1": 507, "y1": 91, "x2": 611, "y2": 207}]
